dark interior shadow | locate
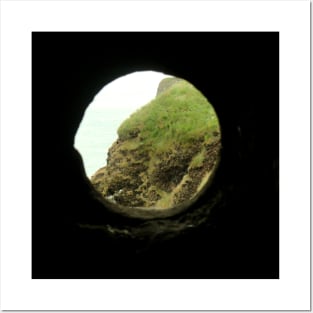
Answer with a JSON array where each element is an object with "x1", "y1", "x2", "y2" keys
[{"x1": 32, "y1": 32, "x2": 279, "y2": 279}]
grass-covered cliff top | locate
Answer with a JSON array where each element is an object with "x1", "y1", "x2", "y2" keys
[
  {"x1": 91, "y1": 77, "x2": 221, "y2": 213},
  {"x1": 117, "y1": 78, "x2": 220, "y2": 151}
]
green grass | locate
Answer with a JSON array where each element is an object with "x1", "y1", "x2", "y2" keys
[
  {"x1": 189, "y1": 149, "x2": 206, "y2": 169},
  {"x1": 117, "y1": 78, "x2": 220, "y2": 152},
  {"x1": 155, "y1": 189, "x2": 174, "y2": 209}
]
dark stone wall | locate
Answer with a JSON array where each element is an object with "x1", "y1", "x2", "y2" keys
[{"x1": 32, "y1": 32, "x2": 279, "y2": 279}]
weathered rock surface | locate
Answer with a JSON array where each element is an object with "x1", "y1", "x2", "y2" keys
[
  {"x1": 90, "y1": 78, "x2": 221, "y2": 216},
  {"x1": 156, "y1": 77, "x2": 183, "y2": 96}
]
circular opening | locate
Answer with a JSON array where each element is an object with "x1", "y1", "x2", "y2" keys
[{"x1": 75, "y1": 71, "x2": 221, "y2": 219}]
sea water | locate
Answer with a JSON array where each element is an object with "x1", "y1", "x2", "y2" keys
[
  {"x1": 74, "y1": 106, "x2": 135, "y2": 178},
  {"x1": 74, "y1": 71, "x2": 172, "y2": 178}
]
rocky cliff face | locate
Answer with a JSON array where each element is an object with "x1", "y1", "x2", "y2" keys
[
  {"x1": 156, "y1": 77, "x2": 182, "y2": 96},
  {"x1": 91, "y1": 78, "x2": 221, "y2": 214}
]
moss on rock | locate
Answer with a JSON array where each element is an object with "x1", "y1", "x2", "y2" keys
[{"x1": 90, "y1": 77, "x2": 221, "y2": 211}]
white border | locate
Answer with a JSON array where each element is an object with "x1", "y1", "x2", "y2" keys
[{"x1": 0, "y1": 0, "x2": 310, "y2": 310}]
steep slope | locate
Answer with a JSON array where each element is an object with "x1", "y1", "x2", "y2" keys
[{"x1": 91, "y1": 78, "x2": 221, "y2": 210}]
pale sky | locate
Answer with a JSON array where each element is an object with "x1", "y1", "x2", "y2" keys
[
  {"x1": 92, "y1": 71, "x2": 172, "y2": 110},
  {"x1": 75, "y1": 71, "x2": 172, "y2": 177}
]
